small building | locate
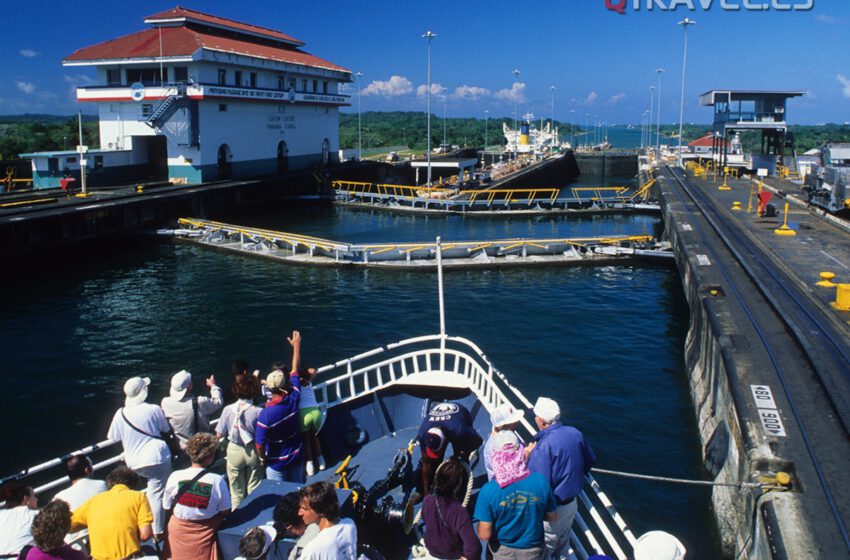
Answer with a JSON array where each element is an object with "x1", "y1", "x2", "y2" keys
[
  {"x1": 24, "y1": 6, "x2": 351, "y2": 189},
  {"x1": 699, "y1": 90, "x2": 804, "y2": 173},
  {"x1": 688, "y1": 132, "x2": 729, "y2": 155}
]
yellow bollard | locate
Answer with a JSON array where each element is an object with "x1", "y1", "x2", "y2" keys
[
  {"x1": 816, "y1": 272, "x2": 837, "y2": 288},
  {"x1": 136, "y1": 185, "x2": 144, "y2": 193},
  {"x1": 731, "y1": 201, "x2": 742, "y2": 211},
  {"x1": 833, "y1": 284, "x2": 850, "y2": 311},
  {"x1": 774, "y1": 202, "x2": 797, "y2": 236}
]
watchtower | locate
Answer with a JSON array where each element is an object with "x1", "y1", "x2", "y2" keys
[{"x1": 699, "y1": 90, "x2": 804, "y2": 172}]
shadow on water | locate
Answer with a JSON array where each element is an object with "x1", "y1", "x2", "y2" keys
[{"x1": 0, "y1": 188, "x2": 723, "y2": 558}]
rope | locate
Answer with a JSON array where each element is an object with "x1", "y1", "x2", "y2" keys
[{"x1": 591, "y1": 467, "x2": 785, "y2": 491}]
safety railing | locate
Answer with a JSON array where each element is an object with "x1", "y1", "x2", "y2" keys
[
  {"x1": 463, "y1": 188, "x2": 560, "y2": 206},
  {"x1": 332, "y1": 180, "x2": 455, "y2": 199},
  {"x1": 570, "y1": 187, "x2": 630, "y2": 203}
]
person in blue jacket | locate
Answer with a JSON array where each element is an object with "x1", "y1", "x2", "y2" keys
[
  {"x1": 527, "y1": 397, "x2": 596, "y2": 560},
  {"x1": 255, "y1": 331, "x2": 304, "y2": 483},
  {"x1": 416, "y1": 401, "x2": 483, "y2": 495}
]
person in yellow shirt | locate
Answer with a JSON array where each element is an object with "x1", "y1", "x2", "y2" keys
[{"x1": 71, "y1": 467, "x2": 153, "y2": 560}]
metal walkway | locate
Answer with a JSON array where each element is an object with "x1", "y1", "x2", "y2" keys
[
  {"x1": 331, "y1": 178, "x2": 660, "y2": 215},
  {"x1": 175, "y1": 218, "x2": 672, "y2": 269}
]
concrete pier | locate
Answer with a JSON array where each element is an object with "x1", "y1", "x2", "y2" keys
[{"x1": 656, "y1": 165, "x2": 850, "y2": 559}]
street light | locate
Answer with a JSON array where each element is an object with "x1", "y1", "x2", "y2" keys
[
  {"x1": 677, "y1": 18, "x2": 695, "y2": 168},
  {"x1": 550, "y1": 85, "x2": 556, "y2": 151},
  {"x1": 441, "y1": 87, "x2": 448, "y2": 151},
  {"x1": 512, "y1": 69, "x2": 520, "y2": 160},
  {"x1": 355, "y1": 71, "x2": 364, "y2": 161},
  {"x1": 569, "y1": 109, "x2": 575, "y2": 148},
  {"x1": 584, "y1": 113, "x2": 589, "y2": 148},
  {"x1": 422, "y1": 30, "x2": 437, "y2": 185},
  {"x1": 649, "y1": 85, "x2": 655, "y2": 152},
  {"x1": 484, "y1": 109, "x2": 489, "y2": 151},
  {"x1": 656, "y1": 67, "x2": 666, "y2": 154}
]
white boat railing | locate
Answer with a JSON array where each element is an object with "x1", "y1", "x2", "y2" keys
[{"x1": 3, "y1": 334, "x2": 636, "y2": 560}]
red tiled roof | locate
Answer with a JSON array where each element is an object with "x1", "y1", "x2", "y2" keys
[
  {"x1": 64, "y1": 26, "x2": 349, "y2": 73},
  {"x1": 689, "y1": 133, "x2": 727, "y2": 147},
  {"x1": 144, "y1": 6, "x2": 303, "y2": 46}
]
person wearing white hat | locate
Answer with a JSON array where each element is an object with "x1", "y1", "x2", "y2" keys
[
  {"x1": 161, "y1": 369, "x2": 223, "y2": 451},
  {"x1": 483, "y1": 403, "x2": 525, "y2": 481},
  {"x1": 235, "y1": 525, "x2": 277, "y2": 560},
  {"x1": 527, "y1": 397, "x2": 596, "y2": 560},
  {"x1": 633, "y1": 531, "x2": 686, "y2": 560},
  {"x1": 106, "y1": 376, "x2": 174, "y2": 538}
]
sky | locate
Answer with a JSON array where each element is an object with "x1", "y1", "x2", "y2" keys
[{"x1": 1, "y1": 0, "x2": 848, "y2": 124}]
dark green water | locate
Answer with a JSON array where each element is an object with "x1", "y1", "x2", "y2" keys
[{"x1": 0, "y1": 198, "x2": 722, "y2": 557}]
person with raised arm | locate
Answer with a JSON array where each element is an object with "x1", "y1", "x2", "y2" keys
[{"x1": 255, "y1": 331, "x2": 305, "y2": 482}]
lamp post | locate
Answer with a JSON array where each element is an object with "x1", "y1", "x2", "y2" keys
[
  {"x1": 656, "y1": 67, "x2": 665, "y2": 154},
  {"x1": 484, "y1": 109, "x2": 489, "y2": 151},
  {"x1": 569, "y1": 109, "x2": 575, "y2": 148},
  {"x1": 423, "y1": 30, "x2": 437, "y2": 185},
  {"x1": 550, "y1": 85, "x2": 556, "y2": 151},
  {"x1": 649, "y1": 85, "x2": 655, "y2": 152},
  {"x1": 677, "y1": 18, "x2": 695, "y2": 168},
  {"x1": 355, "y1": 71, "x2": 364, "y2": 161},
  {"x1": 512, "y1": 69, "x2": 520, "y2": 160},
  {"x1": 441, "y1": 87, "x2": 448, "y2": 152},
  {"x1": 584, "y1": 113, "x2": 589, "y2": 148}
]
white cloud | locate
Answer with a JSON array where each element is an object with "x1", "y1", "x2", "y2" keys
[
  {"x1": 361, "y1": 75, "x2": 413, "y2": 97},
  {"x1": 416, "y1": 83, "x2": 444, "y2": 97},
  {"x1": 607, "y1": 93, "x2": 627, "y2": 105},
  {"x1": 15, "y1": 81, "x2": 35, "y2": 94},
  {"x1": 452, "y1": 85, "x2": 491, "y2": 101},
  {"x1": 493, "y1": 82, "x2": 526, "y2": 104},
  {"x1": 64, "y1": 74, "x2": 95, "y2": 100},
  {"x1": 19, "y1": 49, "x2": 38, "y2": 58},
  {"x1": 838, "y1": 75, "x2": 850, "y2": 99},
  {"x1": 584, "y1": 91, "x2": 599, "y2": 106}
]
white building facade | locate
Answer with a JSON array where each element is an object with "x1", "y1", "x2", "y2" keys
[{"x1": 41, "y1": 6, "x2": 351, "y2": 187}]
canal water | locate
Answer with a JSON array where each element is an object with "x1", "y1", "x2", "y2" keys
[{"x1": 0, "y1": 173, "x2": 723, "y2": 558}]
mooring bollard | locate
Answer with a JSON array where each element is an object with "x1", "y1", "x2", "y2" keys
[
  {"x1": 833, "y1": 284, "x2": 850, "y2": 311},
  {"x1": 774, "y1": 202, "x2": 797, "y2": 236},
  {"x1": 816, "y1": 272, "x2": 837, "y2": 288}
]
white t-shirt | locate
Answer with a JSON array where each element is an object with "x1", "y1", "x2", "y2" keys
[
  {"x1": 300, "y1": 385, "x2": 319, "y2": 409},
  {"x1": 288, "y1": 523, "x2": 320, "y2": 560},
  {"x1": 300, "y1": 518, "x2": 357, "y2": 560},
  {"x1": 162, "y1": 467, "x2": 231, "y2": 521},
  {"x1": 107, "y1": 403, "x2": 171, "y2": 469},
  {"x1": 54, "y1": 478, "x2": 108, "y2": 511},
  {"x1": 0, "y1": 506, "x2": 37, "y2": 556}
]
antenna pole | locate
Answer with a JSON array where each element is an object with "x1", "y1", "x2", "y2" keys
[{"x1": 436, "y1": 236, "x2": 446, "y2": 337}]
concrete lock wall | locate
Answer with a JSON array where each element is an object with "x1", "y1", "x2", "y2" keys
[
  {"x1": 574, "y1": 153, "x2": 638, "y2": 176},
  {"x1": 655, "y1": 177, "x2": 814, "y2": 559}
]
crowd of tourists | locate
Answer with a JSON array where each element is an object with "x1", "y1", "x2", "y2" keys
[{"x1": 0, "y1": 329, "x2": 685, "y2": 560}]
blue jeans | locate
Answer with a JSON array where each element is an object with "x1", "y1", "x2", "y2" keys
[{"x1": 266, "y1": 459, "x2": 305, "y2": 483}]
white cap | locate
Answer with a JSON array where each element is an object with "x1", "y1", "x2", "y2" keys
[
  {"x1": 493, "y1": 430, "x2": 521, "y2": 451},
  {"x1": 490, "y1": 403, "x2": 523, "y2": 429},
  {"x1": 238, "y1": 524, "x2": 277, "y2": 560},
  {"x1": 533, "y1": 397, "x2": 561, "y2": 423},
  {"x1": 123, "y1": 377, "x2": 150, "y2": 407},
  {"x1": 634, "y1": 531, "x2": 686, "y2": 560},
  {"x1": 170, "y1": 370, "x2": 192, "y2": 399}
]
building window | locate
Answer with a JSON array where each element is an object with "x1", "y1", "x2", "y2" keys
[
  {"x1": 174, "y1": 66, "x2": 188, "y2": 82},
  {"x1": 107, "y1": 69, "x2": 121, "y2": 86},
  {"x1": 234, "y1": 71, "x2": 242, "y2": 86},
  {"x1": 218, "y1": 69, "x2": 226, "y2": 85},
  {"x1": 250, "y1": 72, "x2": 257, "y2": 88},
  {"x1": 66, "y1": 157, "x2": 76, "y2": 164},
  {"x1": 278, "y1": 76, "x2": 286, "y2": 90},
  {"x1": 219, "y1": 104, "x2": 228, "y2": 112},
  {"x1": 301, "y1": 79, "x2": 307, "y2": 92},
  {"x1": 313, "y1": 80, "x2": 318, "y2": 93},
  {"x1": 141, "y1": 104, "x2": 153, "y2": 118},
  {"x1": 126, "y1": 68, "x2": 161, "y2": 86},
  {"x1": 323, "y1": 81, "x2": 328, "y2": 94},
  {"x1": 48, "y1": 158, "x2": 59, "y2": 174}
]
